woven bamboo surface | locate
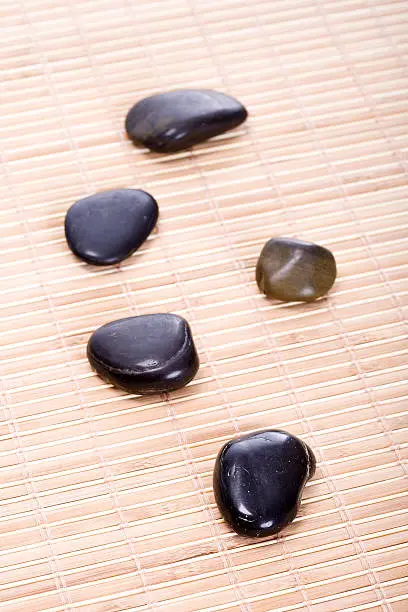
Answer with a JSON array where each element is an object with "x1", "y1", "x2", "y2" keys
[{"x1": 1, "y1": 0, "x2": 408, "y2": 610}]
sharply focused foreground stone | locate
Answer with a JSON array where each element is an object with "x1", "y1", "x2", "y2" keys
[
  {"x1": 87, "y1": 314, "x2": 199, "y2": 394},
  {"x1": 125, "y1": 89, "x2": 247, "y2": 153},
  {"x1": 213, "y1": 429, "x2": 316, "y2": 537},
  {"x1": 256, "y1": 237, "x2": 336, "y2": 302},
  {"x1": 65, "y1": 189, "x2": 159, "y2": 265}
]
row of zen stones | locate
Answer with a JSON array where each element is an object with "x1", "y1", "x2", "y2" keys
[{"x1": 64, "y1": 89, "x2": 336, "y2": 539}]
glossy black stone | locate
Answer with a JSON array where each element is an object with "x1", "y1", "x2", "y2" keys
[
  {"x1": 213, "y1": 430, "x2": 316, "y2": 537},
  {"x1": 65, "y1": 189, "x2": 159, "y2": 266},
  {"x1": 87, "y1": 314, "x2": 199, "y2": 395},
  {"x1": 256, "y1": 237, "x2": 337, "y2": 302},
  {"x1": 125, "y1": 89, "x2": 247, "y2": 153}
]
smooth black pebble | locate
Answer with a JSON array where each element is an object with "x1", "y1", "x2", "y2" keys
[
  {"x1": 65, "y1": 189, "x2": 159, "y2": 265},
  {"x1": 125, "y1": 89, "x2": 247, "y2": 153},
  {"x1": 213, "y1": 429, "x2": 316, "y2": 537},
  {"x1": 87, "y1": 314, "x2": 199, "y2": 394}
]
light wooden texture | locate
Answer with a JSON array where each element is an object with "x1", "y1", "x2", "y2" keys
[{"x1": 1, "y1": 0, "x2": 408, "y2": 610}]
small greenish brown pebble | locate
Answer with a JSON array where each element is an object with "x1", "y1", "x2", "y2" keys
[{"x1": 256, "y1": 237, "x2": 336, "y2": 302}]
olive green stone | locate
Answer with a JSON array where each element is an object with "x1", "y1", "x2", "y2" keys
[{"x1": 256, "y1": 238, "x2": 336, "y2": 302}]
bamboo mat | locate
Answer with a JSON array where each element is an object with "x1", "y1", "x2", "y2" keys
[{"x1": 1, "y1": 0, "x2": 408, "y2": 610}]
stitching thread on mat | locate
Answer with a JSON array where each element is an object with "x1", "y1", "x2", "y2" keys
[
  {"x1": 188, "y1": 2, "x2": 319, "y2": 608},
  {"x1": 0, "y1": 93, "x2": 73, "y2": 612},
  {"x1": 278, "y1": 2, "x2": 403, "y2": 609},
  {"x1": 66, "y1": 4, "x2": 160, "y2": 608},
  {"x1": 120, "y1": 0, "x2": 252, "y2": 608}
]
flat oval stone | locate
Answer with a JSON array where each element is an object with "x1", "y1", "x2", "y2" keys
[
  {"x1": 65, "y1": 189, "x2": 159, "y2": 265},
  {"x1": 87, "y1": 314, "x2": 199, "y2": 394},
  {"x1": 213, "y1": 430, "x2": 316, "y2": 538},
  {"x1": 125, "y1": 89, "x2": 247, "y2": 153},
  {"x1": 256, "y1": 237, "x2": 336, "y2": 302}
]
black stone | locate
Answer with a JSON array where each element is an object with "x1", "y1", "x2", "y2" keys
[
  {"x1": 213, "y1": 430, "x2": 316, "y2": 537},
  {"x1": 65, "y1": 189, "x2": 159, "y2": 266},
  {"x1": 87, "y1": 314, "x2": 199, "y2": 394},
  {"x1": 125, "y1": 89, "x2": 247, "y2": 153}
]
